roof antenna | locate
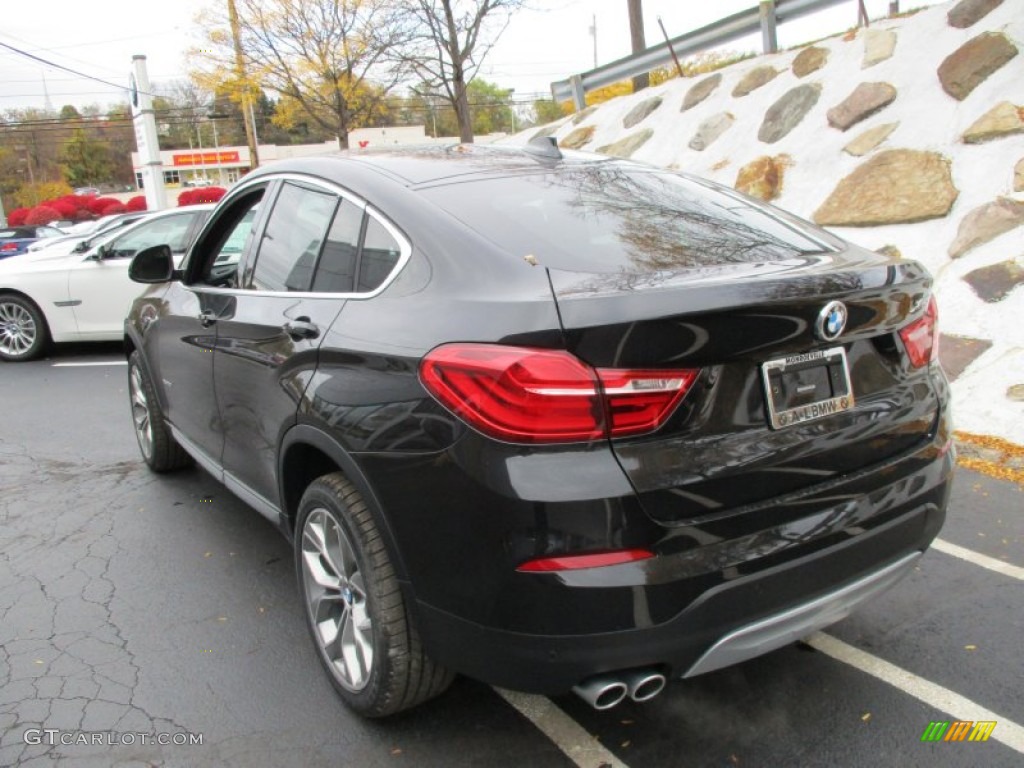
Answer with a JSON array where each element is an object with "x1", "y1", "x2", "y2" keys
[{"x1": 524, "y1": 135, "x2": 563, "y2": 160}]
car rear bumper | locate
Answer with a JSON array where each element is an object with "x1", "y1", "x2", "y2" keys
[{"x1": 411, "y1": 441, "x2": 953, "y2": 695}]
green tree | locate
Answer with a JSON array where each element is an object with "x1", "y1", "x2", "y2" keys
[
  {"x1": 398, "y1": 0, "x2": 524, "y2": 143},
  {"x1": 532, "y1": 98, "x2": 566, "y2": 126},
  {"x1": 465, "y1": 79, "x2": 513, "y2": 134},
  {"x1": 59, "y1": 129, "x2": 113, "y2": 188}
]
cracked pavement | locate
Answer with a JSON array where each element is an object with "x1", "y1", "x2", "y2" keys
[{"x1": 0, "y1": 347, "x2": 570, "y2": 767}]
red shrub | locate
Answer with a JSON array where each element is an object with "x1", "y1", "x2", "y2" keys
[
  {"x1": 125, "y1": 195, "x2": 147, "y2": 212},
  {"x1": 179, "y1": 187, "x2": 225, "y2": 206},
  {"x1": 7, "y1": 208, "x2": 29, "y2": 226},
  {"x1": 57, "y1": 194, "x2": 92, "y2": 212},
  {"x1": 101, "y1": 202, "x2": 127, "y2": 215},
  {"x1": 87, "y1": 197, "x2": 121, "y2": 215},
  {"x1": 48, "y1": 199, "x2": 78, "y2": 219},
  {"x1": 177, "y1": 189, "x2": 196, "y2": 207},
  {"x1": 25, "y1": 206, "x2": 61, "y2": 225}
]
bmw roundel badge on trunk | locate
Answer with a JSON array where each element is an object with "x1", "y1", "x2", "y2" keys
[{"x1": 816, "y1": 301, "x2": 848, "y2": 341}]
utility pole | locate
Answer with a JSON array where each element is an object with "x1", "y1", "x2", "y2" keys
[
  {"x1": 628, "y1": 0, "x2": 648, "y2": 91},
  {"x1": 228, "y1": 0, "x2": 259, "y2": 170},
  {"x1": 589, "y1": 14, "x2": 597, "y2": 69}
]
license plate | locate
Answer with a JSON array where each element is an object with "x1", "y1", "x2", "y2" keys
[{"x1": 761, "y1": 347, "x2": 854, "y2": 430}]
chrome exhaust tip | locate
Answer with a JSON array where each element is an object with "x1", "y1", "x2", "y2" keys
[
  {"x1": 622, "y1": 669, "x2": 666, "y2": 702},
  {"x1": 572, "y1": 676, "x2": 629, "y2": 710}
]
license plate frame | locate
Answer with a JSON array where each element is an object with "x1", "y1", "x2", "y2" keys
[{"x1": 761, "y1": 346, "x2": 855, "y2": 430}]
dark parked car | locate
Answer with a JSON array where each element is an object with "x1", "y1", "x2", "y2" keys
[
  {"x1": 0, "y1": 225, "x2": 65, "y2": 258},
  {"x1": 124, "y1": 141, "x2": 953, "y2": 717}
]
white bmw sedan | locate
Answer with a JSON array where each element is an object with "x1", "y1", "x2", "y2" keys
[{"x1": 0, "y1": 205, "x2": 213, "y2": 361}]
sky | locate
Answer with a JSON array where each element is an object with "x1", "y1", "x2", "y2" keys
[{"x1": 0, "y1": 0, "x2": 944, "y2": 112}]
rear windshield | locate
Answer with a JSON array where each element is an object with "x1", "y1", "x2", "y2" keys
[{"x1": 419, "y1": 167, "x2": 830, "y2": 273}]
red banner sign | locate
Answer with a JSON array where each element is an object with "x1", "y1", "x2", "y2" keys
[{"x1": 172, "y1": 151, "x2": 240, "y2": 166}]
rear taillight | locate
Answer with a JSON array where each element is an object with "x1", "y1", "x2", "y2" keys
[
  {"x1": 419, "y1": 343, "x2": 699, "y2": 443},
  {"x1": 898, "y1": 296, "x2": 938, "y2": 368},
  {"x1": 0, "y1": 243, "x2": 18, "y2": 253}
]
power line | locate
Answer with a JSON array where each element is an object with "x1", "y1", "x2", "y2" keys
[{"x1": 0, "y1": 40, "x2": 146, "y2": 99}]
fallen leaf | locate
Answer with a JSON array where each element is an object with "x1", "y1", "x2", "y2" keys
[
  {"x1": 390, "y1": 747, "x2": 402, "y2": 755},
  {"x1": 204, "y1": 552, "x2": 213, "y2": 558},
  {"x1": 34, "y1": 659, "x2": 44, "y2": 665},
  {"x1": 861, "y1": 712, "x2": 871, "y2": 722},
  {"x1": 218, "y1": 617, "x2": 228, "y2": 622},
  {"x1": 620, "y1": 719, "x2": 634, "y2": 725},
  {"x1": 621, "y1": 741, "x2": 631, "y2": 748},
  {"x1": 964, "y1": 644, "x2": 977, "y2": 651}
]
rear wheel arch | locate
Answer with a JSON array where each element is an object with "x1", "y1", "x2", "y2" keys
[{"x1": 279, "y1": 425, "x2": 410, "y2": 582}]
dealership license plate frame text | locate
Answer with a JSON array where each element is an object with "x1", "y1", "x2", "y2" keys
[{"x1": 762, "y1": 346, "x2": 855, "y2": 430}]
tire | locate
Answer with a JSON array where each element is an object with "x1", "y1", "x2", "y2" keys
[
  {"x1": 128, "y1": 350, "x2": 192, "y2": 472},
  {"x1": 295, "y1": 473, "x2": 453, "y2": 717},
  {"x1": 0, "y1": 294, "x2": 49, "y2": 362}
]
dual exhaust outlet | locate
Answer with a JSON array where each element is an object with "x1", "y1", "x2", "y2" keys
[{"x1": 572, "y1": 668, "x2": 667, "y2": 710}]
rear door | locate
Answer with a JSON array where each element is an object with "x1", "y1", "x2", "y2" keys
[{"x1": 212, "y1": 179, "x2": 365, "y2": 510}]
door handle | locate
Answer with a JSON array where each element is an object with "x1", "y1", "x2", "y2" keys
[
  {"x1": 283, "y1": 318, "x2": 319, "y2": 340},
  {"x1": 198, "y1": 309, "x2": 218, "y2": 327}
]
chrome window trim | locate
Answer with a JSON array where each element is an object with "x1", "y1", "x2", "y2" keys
[{"x1": 190, "y1": 172, "x2": 411, "y2": 301}]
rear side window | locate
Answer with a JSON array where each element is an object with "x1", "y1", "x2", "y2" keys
[
  {"x1": 252, "y1": 182, "x2": 337, "y2": 292},
  {"x1": 312, "y1": 201, "x2": 363, "y2": 293},
  {"x1": 357, "y1": 217, "x2": 402, "y2": 292}
]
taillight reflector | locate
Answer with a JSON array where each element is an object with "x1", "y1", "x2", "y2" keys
[
  {"x1": 516, "y1": 549, "x2": 655, "y2": 572},
  {"x1": 899, "y1": 296, "x2": 938, "y2": 369},
  {"x1": 419, "y1": 343, "x2": 699, "y2": 443},
  {"x1": 0, "y1": 243, "x2": 18, "y2": 252}
]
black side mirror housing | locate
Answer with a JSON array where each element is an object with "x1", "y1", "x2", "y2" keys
[{"x1": 129, "y1": 244, "x2": 176, "y2": 283}]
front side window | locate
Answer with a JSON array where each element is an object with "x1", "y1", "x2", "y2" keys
[{"x1": 251, "y1": 182, "x2": 338, "y2": 292}]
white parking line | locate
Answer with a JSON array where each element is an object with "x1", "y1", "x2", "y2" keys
[
  {"x1": 494, "y1": 688, "x2": 631, "y2": 768},
  {"x1": 932, "y1": 538, "x2": 1024, "y2": 581},
  {"x1": 51, "y1": 361, "x2": 127, "y2": 367},
  {"x1": 806, "y1": 632, "x2": 1024, "y2": 754}
]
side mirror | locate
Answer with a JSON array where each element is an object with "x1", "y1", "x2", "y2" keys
[{"x1": 129, "y1": 244, "x2": 176, "y2": 283}]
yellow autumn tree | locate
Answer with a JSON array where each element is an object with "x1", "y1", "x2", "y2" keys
[{"x1": 190, "y1": 0, "x2": 411, "y2": 150}]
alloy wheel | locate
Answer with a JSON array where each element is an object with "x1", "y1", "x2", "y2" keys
[
  {"x1": 0, "y1": 300, "x2": 37, "y2": 358},
  {"x1": 129, "y1": 365, "x2": 153, "y2": 460},
  {"x1": 300, "y1": 507, "x2": 374, "y2": 691}
]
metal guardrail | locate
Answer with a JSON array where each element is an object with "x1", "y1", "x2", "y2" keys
[{"x1": 551, "y1": 0, "x2": 855, "y2": 109}]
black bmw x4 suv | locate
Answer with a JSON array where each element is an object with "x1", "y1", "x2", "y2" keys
[{"x1": 125, "y1": 141, "x2": 953, "y2": 717}]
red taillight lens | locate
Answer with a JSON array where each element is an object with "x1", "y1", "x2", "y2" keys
[
  {"x1": 419, "y1": 343, "x2": 699, "y2": 443},
  {"x1": 0, "y1": 243, "x2": 18, "y2": 252},
  {"x1": 516, "y1": 548, "x2": 655, "y2": 572},
  {"x1": 898, "y1": 296, "x2": 939, "y2": 368}
]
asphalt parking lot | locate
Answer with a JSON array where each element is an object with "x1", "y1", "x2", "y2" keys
[{"x1": 1, "y1": 344, "x2": 1021, "y2": 768}]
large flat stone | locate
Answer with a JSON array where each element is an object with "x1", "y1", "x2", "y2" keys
[
  {"x1": 1016, "y1": 158, "x2": 1024, "y2": 192},
  {"x1": 938, "y1": 32, "x2": 1018, "y2": 101},
  {"x1": 758, "y1": 83, "x2": 822, "y2": 144},
  {"x1": 596, "y1": 128, "x2": 654, "y2": 159},
  {"x1": 961, "y1": 101, "x2": 1024, "y2": 144},
  {"x1": 735, "y1": 156, "x2": 786, "y2": 201},
  {"x1": 733, "y1": 66, "x2": 779, "y2": 97},
  {"x1": 682, "y1": 74, "x2": 722, "y2": 111},
  {"x1": 939, "y1": 335, "x2": 993, "y2": 381},
  {"x1": 688, "y1": 112, "x2": 735, "y2": 151},
  {"x1": 559, "y1": 125, "x2": 595, "y2": 150},
  {"x1": 792, "y1": 46, "x2": 829, "y2": 78},
  {"x1": 571, "y1": 106, "x2": 597, "y2": 125},
  {"x1": 843, "y1": 122, "x2": 899, "y2": 156},
  {"x1": 623, "y1": 97, "x2": 662, "y2": 129},
  {"x1": 949, "y1": 197, "x2": 1024, "y2": 258},
  {"x1": 948, "y1": 0, "x2": 1005, "y2": 29},
  {"x1": 962, "y1": 259, "x2": 1024, "y2": 302},
  {"x1": 827, "y1": 83, "x2": 897, "y2": 131},
  {"x1": 814, "y1": 150, "x2": 958, "y2": 226},
  {"x1": 863, "y1": 28, "x2": 897, "y2": 68}
]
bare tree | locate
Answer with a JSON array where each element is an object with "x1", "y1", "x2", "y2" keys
[
  {"x1": 192, "y1": 0, "x2": 411, "y2": 149},
  {"x1": 399, "y1": 0, "x2": 524, "y2": 143}
]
